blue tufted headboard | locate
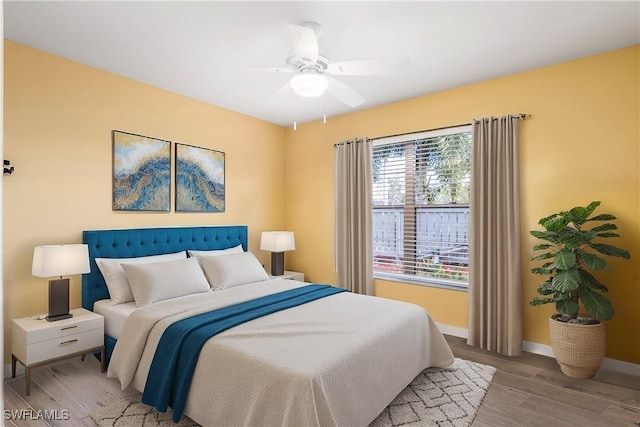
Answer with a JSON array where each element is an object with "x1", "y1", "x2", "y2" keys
[{"x1": 82, "y1": 225, "x2": 248, "y2": 311}]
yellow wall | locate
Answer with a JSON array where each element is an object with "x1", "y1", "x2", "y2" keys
[
  {"x1": 4, "y1": 40, "x2": 639, "y2": 366},
  {"x1": 3, "y1": 41, "x2": 286, "y2": 363},
  {"x1": 285, "y1": 46, "x2": 640, "y2": 364}
]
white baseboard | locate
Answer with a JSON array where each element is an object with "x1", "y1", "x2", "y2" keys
[
  {"x1": 600, "y1": 357, "x2": 640, "y2": 377},
  {"x1": 436, "y1": 323, "x2": 468, "y2": 339},
  {"x1": 437, "y1": 322, "x2": 640, "y2": 377},
  {"x1": 521, "y1": 340, "x2": 555, "y2": 358}
]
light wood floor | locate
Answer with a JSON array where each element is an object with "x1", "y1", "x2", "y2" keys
[
  {"x1": 445, "y1": 335, "x2": 640, "y2": 426},
  {"x1": 4, "y1": 335, "x2": 639, "y2": 426}
]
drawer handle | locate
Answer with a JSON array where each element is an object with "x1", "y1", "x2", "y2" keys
[
  {"x1": 60, "y1": 325, "x2": 78, "y2": 331},
  {"x1": 60, "y1": 339, "x2": 78, "y2": 346}
]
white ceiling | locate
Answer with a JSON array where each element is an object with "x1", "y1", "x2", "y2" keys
[{"x1": 4, "y1": 1, "x2": 639, "y2": 127}]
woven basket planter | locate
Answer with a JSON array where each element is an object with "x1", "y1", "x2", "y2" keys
[{"x1": 549, "y1": 314, "x2": 606, "y2": 378}]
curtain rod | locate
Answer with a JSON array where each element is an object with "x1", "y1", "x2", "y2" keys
[
  {"x1": 371, "y1": 113, "x2": 530, "y2": 141},
  {"x1": 333, "y1": 137, "x2": 371, "y2": 147}
]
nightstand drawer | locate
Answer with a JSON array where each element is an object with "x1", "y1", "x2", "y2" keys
[
  {"x1": 23, "y1": 328, "x2": 104, "y2": 365},
  {"x1": 23, "y1": 316, "x2": 103, "y2": 344}
]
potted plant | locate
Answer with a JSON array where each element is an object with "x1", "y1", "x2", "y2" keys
[{"x1": 529, "y1": 201, "x2": 630, "y2": 378}]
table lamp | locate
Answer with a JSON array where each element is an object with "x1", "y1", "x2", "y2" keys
[
  {"x1": 260, "y1": 231, "x2": 295, "y2": 276},
  {"x1": 32, "y1": 244, "x2": 90, "y2": 321}
]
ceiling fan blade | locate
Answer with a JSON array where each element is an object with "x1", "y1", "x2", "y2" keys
[
  {"x1": 249, "y1": 66, "x2": 294, "y2": 73},
  {"x1": 287, "y1": 24, "x2": 319, "y2": 64},
  {"x1": 265, "y1": 81, "x2": 294, "y2": 106},
  {"x1": 327, "y1": 59, "x2": 407, "y2": 76},
  {"x1": 326, "y1": 76, "x2": 365, "y2": 108}
]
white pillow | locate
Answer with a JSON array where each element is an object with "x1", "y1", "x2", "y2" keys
[
  {"x1": 198, "y1": 252, "x2": 269, "y2": 290},
  {"x1": 122, "y1": 257, "x2": 211, "y2": 306},
  {"x1": 187, "y1": 244, "x2": 244, "y2": 258},
  {"x1": 96, "y1": 251, "x2": 187, "y2": 304}
]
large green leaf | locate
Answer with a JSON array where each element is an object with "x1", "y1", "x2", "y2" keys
[
  {"x1": 532, "y1": 252, "x2": 555, "y2": 261},
  {"x1": 577, "y1": 250, "x2": 607, "y2": 271},
  {"x1": 586, "y1": 213, "x2": 617, "y2": 222},
  {"x1": 565, "y1": 208, "x2": 585, "y2": 224},
  {"x1": 530, "y1": 297, "x2": 554, "y2": 306},
  {"x1": 556, "y1": 299, "x2": 579, "y2": 316},
  {"x1": 596, "y1": 232, "x2": 620, "y2": 238},
  {"x1": 530, "y1": 230, "x2": 559, "y2": 243},
  {"x1": 531, "y1": 264, "x2": 555, "y2": 275},
  {"x1": 538, "y1": 213, "x2": 560, "y2": 226},
  {"x1": 552, "y1": 269, "x2": 580, "y2": 293},
  {"x1": 557, "y1": 230, "x2": 593, "y2": 248},
  {"x1": 583, "y1": 200, "x2": 601, "y2": 217},
  {"x1": 536, "y1": 280, "x2": 554, "y2": 295},
  {"x1": 567, "y1": 202, "x2": 599, "y2": 224},
  {"x1": 554, "y1": 249, "x2": 576, "y2": 270},
  {"x1": 579, "y1": 269, "x2": 608, "y2": 292},
  {"x1": 579, "y1": 288, "x2": 614, "y2": 321},
  {"x1": 541, "y1": 216, "x2": 570, "y2": 232},
  {"x1": 533, "y1": 244, "x2": 554, "y2": 251},
  {"x1": 560, "y1": 202, "x2": 600, "y2": 228},
  {"x1": 589, "y1": 223, "x2": 618, "y2": 233},
  {"x1": 590, "y1": 243, "x2": 631, "y2": 259}
]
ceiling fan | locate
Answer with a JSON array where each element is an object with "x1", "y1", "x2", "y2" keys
[{"x1": 262, "y1": 22, "x2": 401, "y2": 109}]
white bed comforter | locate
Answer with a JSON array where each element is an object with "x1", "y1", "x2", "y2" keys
[{"x1": 108, "y1": 279, "x2": 454, "y2": 427}]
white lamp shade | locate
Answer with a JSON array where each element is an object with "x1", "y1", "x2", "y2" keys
[
  {"x1": 290, "y1": 73, "x2": 328, "y2": 97},
  {"x1": 32, "y1": 244, "x2": 90, "y2": 278},
  {"x1": 260, "y1": 231, "x2": 295, "y2": 253}
]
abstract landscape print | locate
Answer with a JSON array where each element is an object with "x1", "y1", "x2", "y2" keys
[
  {"x1": 175, "y1": 143, "x2": 225, "y2": 212},
  {"x1": 112, "y1": 131, "x2": 171, "y2": 211}
]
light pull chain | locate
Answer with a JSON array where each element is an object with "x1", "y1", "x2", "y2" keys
[
  {"x1": 292, "y1": 94, "x2": 332, "y2": 129},
  {"x1": 323, "y1": 94, "x2": 327, "y2": 124},
  {"x1": 293, "y1": 93, "x2": 297, "y2": 131}
]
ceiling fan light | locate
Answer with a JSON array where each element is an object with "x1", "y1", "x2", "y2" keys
[{"x1": 290, "y1": 73, "x2": 328, "y2": 97}]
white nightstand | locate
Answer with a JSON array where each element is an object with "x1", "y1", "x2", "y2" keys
[
  {"x1": 11, "y1": 308, "x2": 105, "y2": 395},
  {"x1": 269, "y1": 271, "x2": 305, "y2": 282}
]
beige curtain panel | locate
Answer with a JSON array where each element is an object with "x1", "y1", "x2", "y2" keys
[
  {"x1": 334, "y1": 138, "x2": 374, "y2": 295},
  {"x1": 468, "y1": 115, "x2": 523, "y2": 356}
]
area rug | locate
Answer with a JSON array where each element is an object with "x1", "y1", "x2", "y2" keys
[
  {"x1": 370, "y1": 358, "x2": 496, "y2": 427},
  {"x1": 90, "y1": 358, "x2": 495, "y2": 427},
  {"x1": 89, "y1": 399, "x2": 199, "y2": 427}
]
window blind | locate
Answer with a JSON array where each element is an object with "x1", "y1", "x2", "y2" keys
[{"x1": 372, "y1": 126, "x2": 471, "y2": 289}]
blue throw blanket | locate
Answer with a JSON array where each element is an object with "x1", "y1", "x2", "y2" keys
[{"x1": 141, "y1": 284, "x2": 348, "y2": 422}]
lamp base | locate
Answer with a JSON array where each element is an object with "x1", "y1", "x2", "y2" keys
[
  {"x1": 46, "y1": 313, "x2": 73, "y2": 322},
  {"x1": 270, "y1": 252, "x2": 285, "y2": 276},
  {"x1": 47, "y1": 278, "x2": 71, "y2": 322}
]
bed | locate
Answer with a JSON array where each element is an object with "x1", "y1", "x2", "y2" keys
[{"x1": 82, "y1": 226, "x2": 454, "y2": 426}]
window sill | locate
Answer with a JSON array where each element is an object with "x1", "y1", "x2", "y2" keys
[{"x1": 374, "y1": 272, "x2": 468, "y2": 292}]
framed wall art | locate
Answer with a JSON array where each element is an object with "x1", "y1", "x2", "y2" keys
[
  {"x1": 112, "y1": 130, "x2": 171, "y2": 211},
  {"x1": 175, "y1": 143, "x2": 225, "y2": 212}
]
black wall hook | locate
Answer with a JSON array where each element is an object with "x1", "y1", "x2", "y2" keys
[{"x1": 4, "y1": 159, "x2": 14, "y2": 175}]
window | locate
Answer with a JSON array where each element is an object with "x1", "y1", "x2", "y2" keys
[{"x1": 372, "y1": 125, "x2": 471, "y2": 290}]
